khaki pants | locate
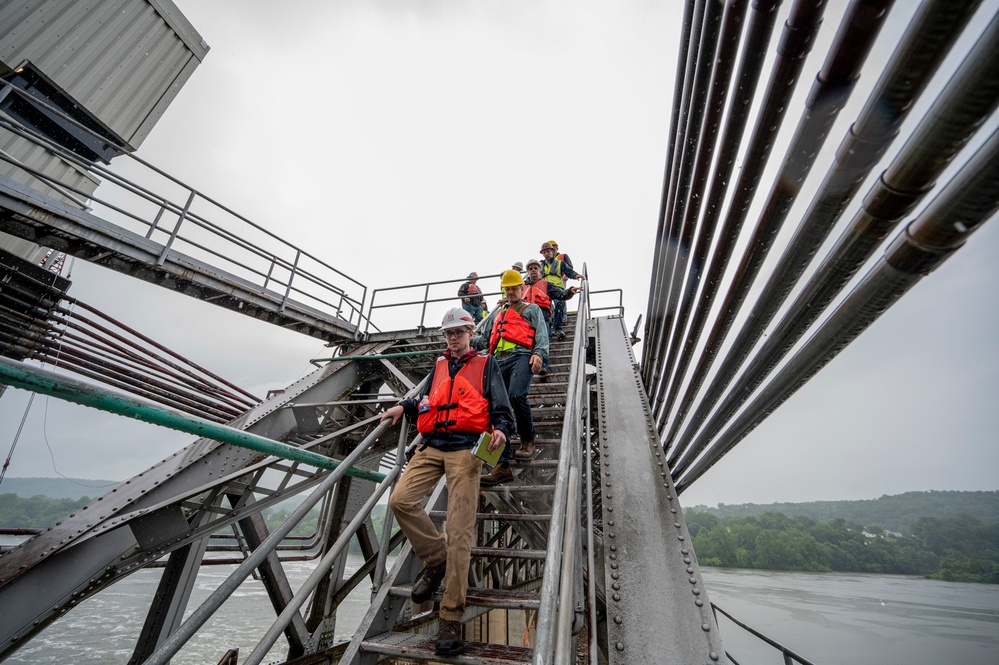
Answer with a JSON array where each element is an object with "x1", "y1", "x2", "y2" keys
[{"x1": 389, "y1": 445, "x2": 482, "y2": 621}]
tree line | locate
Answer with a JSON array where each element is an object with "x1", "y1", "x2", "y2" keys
[
  {"x1": 690, "y1": 490, "x2": 999, "y2": 533},
  {"x1": 3, "y1": 491, "x2": 996, "y2": 582},
  {"x1": 687, "y1": 509, "x2": 999, "y2": 583}
]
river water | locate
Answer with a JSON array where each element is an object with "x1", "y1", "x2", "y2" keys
[
  {"x1": 4, "y1": 553, "x2": 997, "y2": 664},
  {"x1": 701, "y1": 568, "x2": 999, "y2": 665}
]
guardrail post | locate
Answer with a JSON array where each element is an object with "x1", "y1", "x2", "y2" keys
[
  {"x1": 146, "y1": 201, "x2": 167, "y2": 239},
  {"x1": 419, "y1": 284, "x2": 430, "y2": 329},
  {"x1": 156, "y1": 189, "x2": 196, "y2": 266},
  {"x1": 280, "y1": 250, "x2": 301, "y2": 312}
]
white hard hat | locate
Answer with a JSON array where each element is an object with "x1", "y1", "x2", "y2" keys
[{"x1": 441, "y1": 307, "x2": 475, "y2": 330}]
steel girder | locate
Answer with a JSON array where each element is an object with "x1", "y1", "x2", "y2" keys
[{"x1": 0, "y1": 337, "x2": 435, "y2": 662}]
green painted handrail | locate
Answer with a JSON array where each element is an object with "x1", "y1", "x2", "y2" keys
[{"x1": 0, "y1": 356, "x2": 386, "y2": 482}]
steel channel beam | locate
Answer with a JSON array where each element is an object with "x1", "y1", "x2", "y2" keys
[{"x1": 594, "y1": 317, "x2": 726, "y2": 664}]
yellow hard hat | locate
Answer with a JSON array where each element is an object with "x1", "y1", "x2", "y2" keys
[
  {"x1": 500, "y1": 269, "x2": 525, "y2": 288},
  {"x1": 548, "y1": 239, "x2": 558, "y2": 248}
]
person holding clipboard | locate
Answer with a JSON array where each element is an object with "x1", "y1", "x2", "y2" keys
[{"x1": 380, "y1": 307, "x2": 513, "y2": 656}]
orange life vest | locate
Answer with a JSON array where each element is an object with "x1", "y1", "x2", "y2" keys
[
  {"x1": 416, "y1": 355, "x2": 490, "y2": 435},
  {"x1": 489, "y1": 302, "x2": 536, "y2": 352},
  {"x1": 522, "y1": 279, "x2": 552, "y2": 312}
]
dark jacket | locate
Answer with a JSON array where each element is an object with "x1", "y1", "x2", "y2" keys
[{"x1": 458, "y1": 281, "x2": 484, "y2": 307}]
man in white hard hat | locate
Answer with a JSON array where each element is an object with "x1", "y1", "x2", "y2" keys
[
  {"x1": 472, "y1": 269, "x2": 549, "y2": 484},
  {"x1": 381, "y1": 307, "x2": 513, "y2": 655}
]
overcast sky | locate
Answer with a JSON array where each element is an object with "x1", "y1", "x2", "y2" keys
[{"x1": 1, "y1": 0, "x2": 997, "y2": 508}]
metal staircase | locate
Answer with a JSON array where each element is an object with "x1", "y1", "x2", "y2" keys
[{"x1": 339, "y1": 313, "x2": 583, "y2": 665}]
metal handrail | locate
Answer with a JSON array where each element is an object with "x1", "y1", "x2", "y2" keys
[
  {"x1": 533, "y1": 265, "x2": 591, "y2": 664},
  {"x1": 711, "y1": 603, "x2": 818, "y2": 665},
  {"x1": 587, "y1": 287, "x2": 624, "y2": 317},
  {"x1": 363, "y1": 272, "x2": 504, "y2": 335},
  {"x1": 0, "y1": 78, "x2": 371, "y2": 330}
]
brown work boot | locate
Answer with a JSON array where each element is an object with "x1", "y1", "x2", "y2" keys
[
  {"x1": 411, "y1": 559, "x2": 446, "y2": 604},
  {"x1": 480, "y1": 463, "x2": 513, "y2": 486},
  {"x1": 436, "y1": 618, "x2": 465, "y2": 655},
  {"x1": 514, "y1": 441, "x2": 536, "y2": 461}
]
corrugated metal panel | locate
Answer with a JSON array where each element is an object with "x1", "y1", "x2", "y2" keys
[
  {"x1": 0, "y1": 113, "x2": 99, "y2": 206},
  {"x1": 0, "y1": 0, "x2": 208, "y2": 151}
]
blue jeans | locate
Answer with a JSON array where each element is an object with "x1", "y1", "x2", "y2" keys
[
  {"x1": 495, "y1": 353, "x2": 534, "y2": 464},
  {"x1": 461, "y1": 302, "x2": 483, "y2": 322},
  {"x1": 541, "y1": 310, "x2": 552, "y2": 370},
  {"x1": 553, "y1": 299, "x2": 566, "y2": 333}
]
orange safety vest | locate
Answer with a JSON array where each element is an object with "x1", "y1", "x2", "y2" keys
[
  {"x1": 489, "y1": 303, "x2": 536, "y2": 352},
  {"x1": 522, "y1": 279, "x2": 552, "y2": 312},
  {"x1": 416, "y1": 355, "x2": 490, "y2": 435}
]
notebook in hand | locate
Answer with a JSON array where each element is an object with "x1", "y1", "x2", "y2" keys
[{"x1": 471, "y1": 431, "x2": 504, "y2": 466}]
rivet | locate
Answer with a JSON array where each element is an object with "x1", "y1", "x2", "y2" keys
[
  {"x1": 710, "y1": 651, "x2": 719, "y2": 661},
  {"x1": 702, "y1": 623, "x2": 711, "y2": 632},
  {"x1": 613, "y1": 593, "x2": 621, "y2": 601},
  {"x1": 674, "y1": 522, "x2": 681, "y2": 528},
  {"x1": 610, "y1": 560, "x2": 618, "y2": 567},
  {"x1": 609, "y1": 532, "x2": 615, "y2": 538},
  {"x1": 686, "y1": 567, "x2": 694, "y2": 574},
  {"x1": 616, "y1": 642, "x2": 625, "y2": 651},
  {"x1": 610, "y1": 545, "x2": 616, "y2": 551},
  {"x1": 608, "y1": 520, "x2": 615, "y2": 526},
  {"x1": 670, "y1": 508, "x2": 677, "y2": 514},
  {"x1": 689, "y1": 577, "x2": 697, "y2": 584},
  {"x1": 678, "y1": 535, "x2": 685, "y2": 541},
  {"x1": 612, "y1": 583, "x2": 620, "y2": 590},
  {"x1": 614, "y1": 616, "x2": 622, "y2": 624},
  {"x1": 692, "y1": 588, "x2": 700, "y2": 595},
  {"x1": 695, "y1": 599, "x2": 704, "y2": 607},
  {"x1": 612, "y1": 572, "x2": 619, "y2": 579},
  {"x1": 681, "y1": 549, "x2": 689, "y2": 555}
]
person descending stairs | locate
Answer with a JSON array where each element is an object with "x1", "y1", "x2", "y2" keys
[{"x1": 345, "y1": 310, "x2": 582, "y2": 663}]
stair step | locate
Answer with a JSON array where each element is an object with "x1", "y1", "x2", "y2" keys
[
  {"x1": 360, "y1": 631, "x2": 533, "y2": 664},
  {"x1": 481, "y1": 483, "x2": 555, "y2": 494},
  {"x1": 389, "y1": 585, "x2": 540, "y2": 610},
  {"x1": 471, "y1": 546, "x2": 546, "y2": 560},
  {"x1": 516, "y1": 458, "x2": 558, "y2": 468},
  {"x1": 429, "y1": 511, "x2": 552, "y2": 522}
]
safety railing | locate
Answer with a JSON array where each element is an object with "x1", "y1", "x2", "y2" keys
[
  {"x1": 362, "y1": 272, "x2": 504, "y2": 335},
  {"x1": 0, "y1": 78, "x2": 370, "y2": 331},
  {"x1": 533, "y1": 269, "x2": 590, "y2": 664},
  {"x1": 711, "y1": 603, "x2": 818, "y2": 665},
  {"x1": 587, "y1": 287, "x2": 624, "y2": 318}
]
